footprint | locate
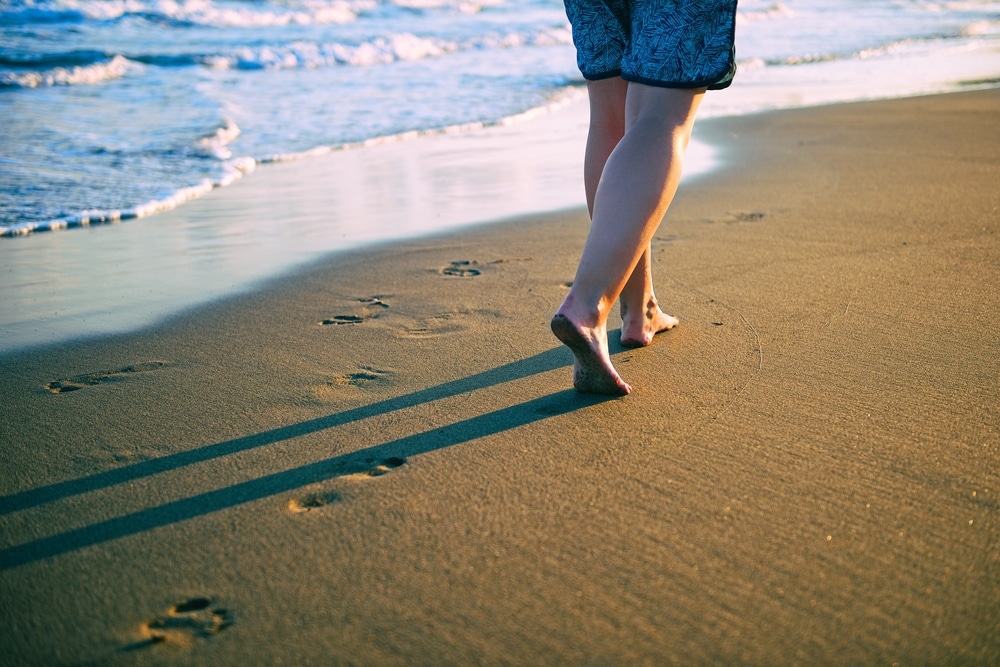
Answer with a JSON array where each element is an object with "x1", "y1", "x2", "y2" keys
[
  {"x1": 732, "y1": 211, "x2": 765, "y2": 222},
  {"x1": 439, "y1": 258, "x2": 531, "y2": 277},
  {"x1": 327, "y1": 366, "x2": 394, "y2": 388},
  {"x1": 141, "y1": 597, "x2": 232, "y2": 647},
  {"x1": 705, "y1": 210, "x2": 766, "y2": 224},
  {"x1": 441, "y1": 260, "x2": 481, "y2": 277},
  {"x1": 46, "y1": 361, "x2": 168, "y2": 393},
  {"x1": 306, "y1": 367, "x2": 394, "y2": 404},
  {"x1": 341, "y1": 455, "x2": 408, "y2": 480},
  {"x1": 288, "y1": 490, "x2": 340, "y2": 513},
  {"x1": 320, "y1": 315, "x2": 368, "y2": 326},
  {"x1": 320, "y1": 296, "x2": 391, "y2": 326},
  {"x1": 362, "y1": 456, "x2": 407, "y2": 478},
  {"x1": 358, "y1": 296, "x2": 390, "y2": 309},
  {"x1": 399, "y1": 312, "x2": 470, "y2": 339}
]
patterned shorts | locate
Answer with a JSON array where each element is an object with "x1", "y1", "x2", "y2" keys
[{"x1": 563, "y1": 0, "x2": 738, "y2": 90}]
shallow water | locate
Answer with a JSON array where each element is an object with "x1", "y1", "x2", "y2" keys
[{"x1": 3, "y1": 0, "x2": 999, "y2": 236}]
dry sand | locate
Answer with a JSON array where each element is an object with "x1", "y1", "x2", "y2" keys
[{"x1": 1, "y1": 89, "x2": 998, "y2": 665}]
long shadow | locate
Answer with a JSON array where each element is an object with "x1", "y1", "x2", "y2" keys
[
  {"x1": 0, "y1": 389, "x2": 606, "y2": 571},
  {"x1": 0, "y1": 347, "x2": 572, "y2": 516}
]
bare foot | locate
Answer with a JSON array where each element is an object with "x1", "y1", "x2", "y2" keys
[
  {"x1": 620, "y1": 299, "x2": 678, "y2": 348},
  {"x1": 551, "y1": 313, "x2": 631, "y2": 396}
]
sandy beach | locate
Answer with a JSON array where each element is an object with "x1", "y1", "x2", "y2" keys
[{"x1": 1, "y1": 89, "x2": 998, "y2": 665}]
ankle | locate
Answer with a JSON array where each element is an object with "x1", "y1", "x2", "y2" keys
[
  {"x1": 620, "y1": 295, "x2": 657, "y2": 321},
  {"x1": 558, "y1": 294, "x2": 611, "y2": 330}
]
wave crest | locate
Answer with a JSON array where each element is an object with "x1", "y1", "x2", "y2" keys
[
  {"x1": 0, "y1": 156, "x2": 256, "y2": 237},
  {"x1": 736, "y1": 2, "x2": 795, "y2": 25},
  {"x1": 0, "y1": 0, "x2": 368, "y2": 27},
  {"x1": 201, "y1": 28, "x2": 572, "y2": 71},
  {"x1": 0, "y1": 54, "x2": 139, "y2": 87}
]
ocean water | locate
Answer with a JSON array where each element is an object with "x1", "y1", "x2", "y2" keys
[
  {"x1": 2, "y1": 0, "x2": 999, "y2": 237},
  {"x1": 1, "y1": 0, "x2": 1000, "y2": 350}
]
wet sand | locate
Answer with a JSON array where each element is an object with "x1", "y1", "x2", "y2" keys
[{"x1": 1, "y1": 89, "x2": 998, "y2": 665}]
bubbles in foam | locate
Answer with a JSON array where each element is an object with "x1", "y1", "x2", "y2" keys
[
  {"x1": 194, "y1": 119, "x2": 242, "y2": 160},
  {"x1": 192, "y1": 29, "x2": 571, "y2": 71},
  {"x1": 736, "y1": 2, "x2": 795, "y2": 25},
  {"x1": 51, "y1": 0, "x2": 365, "y2": 27},
  {"x1": 0, "y1": 54, "x2": 140, "y2": 88}
]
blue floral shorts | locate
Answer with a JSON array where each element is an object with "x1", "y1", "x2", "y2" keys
[{"x1": 564, "y1": 0, "x2": 738, "y2": 90}]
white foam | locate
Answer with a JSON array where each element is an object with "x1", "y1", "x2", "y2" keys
[
  {"x1": 258, "y1": 86, "x2": 582, "y2": 165},
  {"x1": 193, "y1": 118, "x2": 242, "y2": 159},
  {"x1": 196, "y1": 27, "x2": 571, "y2": 71},
  {"x1": 736, "y1": 2, "x2": 795, "y2": 25},
  {"x1": 58, "y1": 0, "x2": 366, "y2": 26},
  {"x1": 0, "y1": 158, "x2": 256, "y2": 237},
  {"x1": 391, "y1": 0, "x2": 503, "y2": 10},
  {"x1": 960, "y1": 19, "x2": 1000, "y2": 36},
  {"x1": 0, "y1": 54, "x2": 140, "y2": 87},
  {"x1": 700, "y1": 36, "x2": 1000, "y2": 119}
]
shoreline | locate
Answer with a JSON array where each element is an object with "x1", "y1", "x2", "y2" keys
[
  {"x1": 1, "y1": 89, "x2": 997, "y2": 664},
  {"x1": 5, "y1": 49, "x2": 1000, "y2": 352},
  {"x1": 0, "y1": 88, "x2": 595, "y2": 354}
]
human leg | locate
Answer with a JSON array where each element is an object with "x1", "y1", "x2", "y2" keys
[
  {"x1": 553, "y1": 83, "x2": 704, "y2": 394},
  {"x1": 581, "y1": 78, "x2": 682, "y2": 349},
  {"x1": 583, "y1": 77, "x2": 628, "y2": 217},
  {"x1": 615, "y1": 86, "x2": 703, "y2": 347}
]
